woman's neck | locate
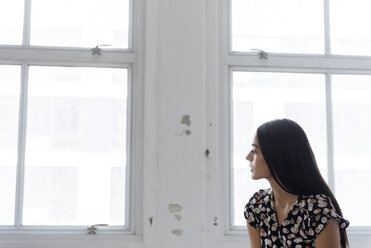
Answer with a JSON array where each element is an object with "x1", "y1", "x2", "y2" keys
[{"x1": 268, "y1": 178, "x2": 298, "y2": 208}]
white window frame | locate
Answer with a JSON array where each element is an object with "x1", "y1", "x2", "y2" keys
[
  {"x1": 219, "y1": 0, "x2": 371, "y2": 246},
  {"x1": 0, "y1": 0, "x2": 144, "y2": 246}
]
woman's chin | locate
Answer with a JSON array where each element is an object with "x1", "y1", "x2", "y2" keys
[{"x1": 251, "y1": 174, "x2": 263, "y2": 180}]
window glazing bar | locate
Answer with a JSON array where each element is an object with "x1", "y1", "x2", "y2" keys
[
  {"x1": 324, "y1": 0, "x2": 331, "y2": 55},
  {"x1": 125, "y1": 65, "x2": 133, "y2": 230},
  {"x1": 227, "y1": 0, "x2": 232, "y2": 52},
  {"x1": 325, "y1": 73, "x2": 335, "y2": 193},
  {"x1": 14, "y1": 65, "x2": 29, "y2": 226},
  {"x1": 128, "y1": 0, "x2": 134, "y2": 51},
  {"x1": 0, "y1": 47, "x2": 135, "y2": 66},
  {"x1": 22, "y1": 0, "x2": 31, "y2": 46},
  {"x1": 228, "y1": 68, "x2": 234, "y2": 230},
  {"x1": 227, "y1": 54, "x2": 371, "y2": 72}
]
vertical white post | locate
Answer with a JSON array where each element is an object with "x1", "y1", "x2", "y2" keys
[
  {"x1": 228, "y1": 68, "x2": 234, "y2": 230},
  {"x1": 126, "y1": 65, "x2": 133, "y2": 231},
  {"x1": 15, "y1": 65, "x2": 29, "y2": 226},
  {"x1": 325, "y1": 73, "x2": 335, "y2": 193},
  {"x1": 324, "y1": 0, "x2": 331, "y2": 55},
  {"x1": 22, "y1": 0, "x2": 31, "y2": 46},
  {"x1": 16, "y1": 0, "x2": 32, "y2": 226}
]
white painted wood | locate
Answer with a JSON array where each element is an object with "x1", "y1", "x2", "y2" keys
[
  {"x1": 323, "y1": 0, "x2": 331, "y2": 55},
  {"x1": 0, "y1": 47, "x2": 135, "y2": 66},
  {"x1": 0, "y1": 234, "x2": 142, "y2": 248},
  {"x1": 228, "y1": 53, "x2": 371, "y2": 71},
  {"x1": 145, "y1": 0, "x2": 208, "y2": 247},
  {"x1": 141, "y1": 0, "x2": 160, "y2": 247},
  {"x1": 325, "y1": 73, "x2": 336, "y2": 193},
  {"x1": 22, "y1": 0, "x2": 31, "y2": 46},
  {"x1": 14, "y1": 65, "x2": 28, "y2": 227}
]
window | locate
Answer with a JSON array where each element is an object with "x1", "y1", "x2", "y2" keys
[
  {"x1": 231, "y1": 0, "x2": 324, "y2": 53},
  {"x1": 23, "y1": 67, "x2": 128, "y2": 226},
  {"x1": 229, "y1": 0, "x2": 371, "y2": 231},
  {"x1": 0, "y1": 65, "x2": 20, "y2": 224},
  {"x1": 0, "y1": 0, "x2": 134, "y2": 232},
  {"x1": 232, "y1": 71, "x2": 328, "y2": 226},
  {"x1": 30, "y1": 0, "x2": 129, "y2": 48}
]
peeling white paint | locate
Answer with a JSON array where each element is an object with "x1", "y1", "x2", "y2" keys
[
  {"x1": 174, "y1": 214, "x2": 182, "y2": 221},
  {"x1": 184, "y1": 130, "x2": 192, "y2": 135},
  {"x1": 168, "y1": 204, "x2": 182, "y2": 213},
  {"x1": 181, "y1": 115, "x2": 191, "y2": 126},
  {"x1": 175, "y1": 130, "x2": 192, "y2": 136},
  {"x1": 171, "y1": 229, "x2": 183, "y2": 237}
]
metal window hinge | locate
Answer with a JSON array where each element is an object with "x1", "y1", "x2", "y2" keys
[
  {"x1": 87, "y1": 224, "x2": 108, "y2": 234},
  {"x1": 91, "y1": 44, "x2": 112, "y2": 55}
]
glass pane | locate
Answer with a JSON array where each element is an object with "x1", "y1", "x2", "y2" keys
[
  {"x1": 0, "y1": 0, "x2": 24, "y2": 45},
  {"x1": 330, "y1": 0, "x2": 371, "y2": 55},
  {"x1": 23, "y1": 66, "x2": 128, "y2": 226},
  {"x1": 0, "y1": 65, "x2": 21, "y2": 225},
  {"x1": 30, "y1": 0, "x2": 129, "y2": 48},
  {"x1": 232, "y1": 71, "x2": 327, "y2": 226},
  {"x1": 332, "y1": 75, "x2": 371, "y2": 226},
  {"x1": 231, "y1": 0, "x2": 324, "y2": 53}
]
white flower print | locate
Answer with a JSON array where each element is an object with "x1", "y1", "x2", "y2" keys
[
  {"x1": 323, "y1": 208, "x2": 329, "y2": 215},
  {"x1": 244, "y1": 189, "x2": 349, "y2": 248}
]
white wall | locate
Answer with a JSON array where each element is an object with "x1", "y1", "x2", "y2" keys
[{"x1": 142, "y1": 0, "x2": 220, "y2": 247}]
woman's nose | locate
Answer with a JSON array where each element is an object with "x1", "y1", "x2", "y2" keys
[{"x1": 246, "y1": 152, "x2": 252, "y2": 161}]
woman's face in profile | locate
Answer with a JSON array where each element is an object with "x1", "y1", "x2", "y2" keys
[{"x1": 246, "y1": 135, "x2": 271, "y2": 180}]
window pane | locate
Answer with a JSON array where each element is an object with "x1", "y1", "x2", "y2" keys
[
  {"x1": 231, "y1": 0, "x2": 324, "y2": 53},
  {"x1": 330, "y1": 0, "x2": 371, "y2": 55},
  {"x1": 0, "y1": 65, "x2": 20, "y2": 225},
  {"x1": 30, "y1": 0, "x2": 129, "y2": 48},
  {"x1": 232, "y1": 71, "x2": 327, "y2": 226},
  {"x1": 332, "y1": 75, "x2": 371, "y2": 226},
  {"x1": 23, "y1": 66, "x2": 128, "y2": 226},
  {"x1": 0, "y1": 0, "x2": 24, "y2": 45}
]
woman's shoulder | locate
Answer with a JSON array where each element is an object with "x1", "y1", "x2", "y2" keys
[
  {"x1": 247, "y1": 188, "x2": 272, "y2": 206},
  {"x1": 299, "y1": 193, "x2": 331, "y2": 210},
  {"x1": 297, "y1": 193, "x2": 349, "y2": 236},
  {"x1": 244, "y1": 188, "x2": 272, "y2": 224},
  {"x1": 297, "y1": 193, "x2": 332, "y2": 215}
]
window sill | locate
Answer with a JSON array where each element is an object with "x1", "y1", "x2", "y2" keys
[{"x1": 0, "y1": 229, "x2": 142, "y2": 248}]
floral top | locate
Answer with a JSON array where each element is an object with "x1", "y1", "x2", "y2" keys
[{"x1": 244, "y1": 188, "x2": 349, "y2": 248}]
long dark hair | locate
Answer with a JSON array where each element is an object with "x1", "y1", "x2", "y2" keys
[{"x1": 256, "y1": 118, "x2": 348, "y2": 248}]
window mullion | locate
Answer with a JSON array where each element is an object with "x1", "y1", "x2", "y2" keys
[
  {"x1": 14, "y1": 64, "x2": 29, "y2": 226},
  {"x1": 22, "y1": 0, "x2": 31, "y2": 46},
  {"x1": 126, "y1": 65, "x2": 133, "y2": 231},
  {"x1": 325, "y1": 73, "x2": 335, "y2": 193},
  {"x1": 323, "y1": 0, "x2": 331, "y2": 55}
]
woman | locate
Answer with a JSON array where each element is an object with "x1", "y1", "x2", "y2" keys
[{"x1": 244, "y1": 119, "x2": 349, "y2": 248}]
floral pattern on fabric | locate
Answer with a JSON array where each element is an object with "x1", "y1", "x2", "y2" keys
[{"x1": 244, "y1": 188, "x2": 349, "y2": 248}]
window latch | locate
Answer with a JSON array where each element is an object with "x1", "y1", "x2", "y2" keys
[
  {"x1": 91, "y1": 44, "x2": 112, "y2": 55},
  {"x1": 87, "y1": 224, "x2": 108, "y2": 234},
  {"x1": 250, "y1": 49, "x2": 268, "y2": 60}
]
